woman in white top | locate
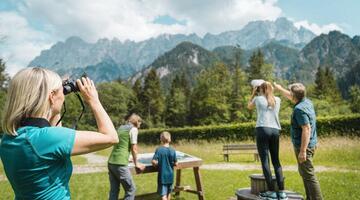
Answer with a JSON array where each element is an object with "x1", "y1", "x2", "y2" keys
[{"x1": 248, "y1": 81, "x2": 287, "y2": 200}]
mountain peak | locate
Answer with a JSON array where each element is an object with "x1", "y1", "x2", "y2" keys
[
  {"x1": 275, "y1": 17, "x2": 292, "y2": 25},
  {"x1": 28, "y1": 17, "x2": 317, "y2": 83},
  {"x1": 65, "y1": 36, "x2": 87, "y2": 44},
  {"x1": 328, "y1": 30, "x2": 345, "y2": 37}
]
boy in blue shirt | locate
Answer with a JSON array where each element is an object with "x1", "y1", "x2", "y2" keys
[{"x1": 152, "y1": 131, "x2": 178, "y2": 200}]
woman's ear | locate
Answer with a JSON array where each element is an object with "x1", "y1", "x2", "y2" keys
[{"x1": 49, "y1": 92, "x2": 55, "y2": 106}]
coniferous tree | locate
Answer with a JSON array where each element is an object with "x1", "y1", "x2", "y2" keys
[
  {"x1": 142, "y1": 68, "x2": 165, "y2": 127},
  {"x1": 229, "y1": 67, "x2": 249, "y2": 122},
  {"x1": 248, "y1": 49, "x2": 264, "y2": 81},
  {"x1": 130, "y1": 78, "x2": 144, "y2": 115},
  {"x1": 248, "y1": 49, "x2": 274, "y2": 81},
  {"x1": 0, "y1": 59, "x2": 9, "y2": 132},
  {"x1": 229, "y1": 47, "x2": 250, "y2": 122},
  {"x1": 349, "y1": 85, "x2": 360, "y2": 113},
  {"x1": 261, "y1": 63, "x2": 274, "y2": 81},
  {"x1": 324, "y1": 67, "x2": 341, "y2": 101},
  {"x1": 315, "y1": 66, "x2": 341, "y2": 100},
  {"x1": 0, "y1": 59, "x2": 10, "y2": 91},
  {"x1": 165, "y1": 75, "x2": 188, "y2": 127},
  {"x1": 190, "y1": 62, "x2": 232, "y2": 125},
  {"x1": 314, "y1": 66, "x2": 326, "y2": 95}
]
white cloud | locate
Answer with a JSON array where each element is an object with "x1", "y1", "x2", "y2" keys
[
  {"x1": 0, "y1": 11, "x2": 53, "y2": 76},
  {"x1": 1, "y1": 0, "x2": 285, "y2": 75},
  {"x1": 151, "y1": 0, "x2": 282, "y2": 36},
  {"x1": 16, "y1": 0, "x2": 283, "y2": 41},
  {"x1": 294, "y1": 20, "x2": 343, "y2": 35},
  {"x1": 17, "y1": 0, "x2": 191, "y2": 42}
]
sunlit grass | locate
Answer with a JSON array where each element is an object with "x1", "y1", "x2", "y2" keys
[
  {"x1": 1, "y1": 170, "x2": 359, "y2": 200},
  {"x1": 97, "y1": 136, "x2": 360, "y2": 170},
  {"x1": 71, "y1": 155, "x2": 88, "y2": 165}
]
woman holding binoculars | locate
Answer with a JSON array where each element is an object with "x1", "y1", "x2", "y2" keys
[{"x1": 0, "y1": 67, "x2": 119, "y2": 199}]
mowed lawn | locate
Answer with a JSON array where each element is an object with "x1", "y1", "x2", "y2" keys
[
  {"x1": 97, "y1": 136, "x2": 360, "y2": 170},
  {"x1": 1, "y1": 136, "x2": 360, "y2": 199}
]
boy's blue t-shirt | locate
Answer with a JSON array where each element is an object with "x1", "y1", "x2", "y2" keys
[
  {"x1": 0, "y1": 125, "x2": 75, "y2": 200},
  {"x1": 152, "y1": 146, "x2": 177, "y2": 185}
]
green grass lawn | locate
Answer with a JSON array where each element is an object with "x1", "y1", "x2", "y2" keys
[
  {"x1": 1, "y1": 170, "x2": 359, "y2": 199},
  {"x1": 71, "y1": 155, "x2": 88, "y2": 165},
  {"x1": 0, "y1": 160, "x2": 3, "y2": 175},
  {"x1": 1, "y1": 136, "x2": 360, "y2": 199},
  {"x1": 97, "y1": 136, "x2": 360, "y2": 170}
]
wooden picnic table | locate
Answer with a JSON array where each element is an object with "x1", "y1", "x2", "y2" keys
[{"x1": 128, "y1": 151, "x2": 205, "y2": 200}]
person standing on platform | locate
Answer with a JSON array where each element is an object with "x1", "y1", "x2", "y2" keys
[
  {"x1": 274, "y1": 82, "x2": 323, "y2": 200},
  {"x1": 248, "y1": 80, "x2": 287, "y2": 200}
]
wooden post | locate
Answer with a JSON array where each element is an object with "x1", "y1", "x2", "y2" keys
[
  {"x1": 193, "y1": 167, "x2": 205, "y2": 200},
  {"x1": 175, "y1": 169, "x2": 181, "y2": 196}
]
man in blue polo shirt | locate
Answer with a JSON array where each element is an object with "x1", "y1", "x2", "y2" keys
[{"x1": 274, "y1": 82, "x2": 323, "y2": 200}]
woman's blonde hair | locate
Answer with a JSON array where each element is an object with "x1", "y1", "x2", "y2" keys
[
  {"x1": 127, "y1": 113, "x2": 142, "y2": 128},
  {"x1": 2, "y1": 67, "x2": 62, "y2": 135},
  {"x1": 259, "y1": 81, "x2": 275, "y2": 108}
]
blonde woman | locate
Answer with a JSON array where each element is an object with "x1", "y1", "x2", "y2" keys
[
  {"x1": 108, "y1": 113, "x2": 145, "y2": 200},
  {"x1": 0, "y1": 67, "x2": 118, "y2": 199},
  {"x1": 247, "y1": 81, "x2": 287, "y2": 200}
]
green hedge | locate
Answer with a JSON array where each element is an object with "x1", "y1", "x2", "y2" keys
[{"x1": 138, "y1": 114, "x2": 360, "y2": 144}]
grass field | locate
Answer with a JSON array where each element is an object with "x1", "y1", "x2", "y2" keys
[
  {"x1": 97, "y1": 136, "x2": 360, "y2": 169},
  {"x1": 1, "y1": 136, "x2": 360, "y2": 199},
  {"x1": 1, "y1": 170, "x2": 359, "y2": 199}
]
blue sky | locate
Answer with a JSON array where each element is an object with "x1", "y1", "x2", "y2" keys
[
  {"x1": 277, "y1": 0, "x2": 359, "y2": 36},
  {"x1": 0, "y1": 0, "x2": 357, "y2": 75}
]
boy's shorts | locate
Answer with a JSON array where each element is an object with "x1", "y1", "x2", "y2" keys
[{"x1": 157, "y1": 183, "x2": 173, "y2": 196}]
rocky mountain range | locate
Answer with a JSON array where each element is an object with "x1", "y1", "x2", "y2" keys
[
  {"x1": 28, "y1": 17, "x2": 315, "y2": 82},
  {"x1": 133, "y1": 30, "x2": 360, "y2": 96},
  {"x1": 27, "y1": 17, "x2": 360, "y2": 95}
]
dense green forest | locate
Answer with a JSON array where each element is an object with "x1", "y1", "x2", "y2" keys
[{"x1": 0, "y1": 53, "x2": 359, "y2": 132}]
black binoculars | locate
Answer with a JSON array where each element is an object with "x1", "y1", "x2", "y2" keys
[{"x1": 62, "y1": 74, "x2": 87, "y2": 95}]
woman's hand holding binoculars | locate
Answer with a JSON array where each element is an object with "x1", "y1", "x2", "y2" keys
[{"x1": 76, "y1": 77, "x2": 100, "y2": 106}]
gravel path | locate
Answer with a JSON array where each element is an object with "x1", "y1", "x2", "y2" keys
[
  {"x1": 201, "y1": 163, "x2": 359, "y2": 173},
  {"x1": 0, "y1": 153, "x2": 358, "y2": 182}
]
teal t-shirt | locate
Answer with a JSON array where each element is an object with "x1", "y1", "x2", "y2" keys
[
  {"x1": 152, "y1": 146, "x2": 177, "y2": 185},
  {"x1": 291, "y1": 98, "x2": 318, "y2": 149},
  {"x1": 0, "y1": 125, "x2": 75, "y2": 200}
]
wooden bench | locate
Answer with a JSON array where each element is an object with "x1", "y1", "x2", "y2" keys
[{"x1": 222, "y1": 144, "x2": 259, "y2": 162}]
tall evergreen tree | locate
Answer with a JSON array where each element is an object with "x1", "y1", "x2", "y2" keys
[
  {"x1": 130, "y1": 78, "x2": 144, "y2": 115},
  {"x1": 248, "y1": 49, "x2": 264, "y2": 81},
  {"x1": 324, "y1": 67, "x2": 341, "y2": 101},
  {"x1": 229, "y1": 67, "x2": 249, "y2": 122},
  {"x1": 315, "y1": 66, "x2": 341, "y2": 100},
  {"x1": 349, "y1": 85, "x2": 360, "y2": 113},
  {"x1": 261, "y1": 63, "x2": 274, "y2": 81},
  {"x1": 0, "y1": 59, "x2": 10, "y2": 91},
  {"x1": 229, "y1": 47, "x2": 250, "y2": 122},
  {"x1": 0, "y1": 59, "x2": 9, "y2": 132},
  {"x1": 190, "y1": 62, "x2": 232, "y2": 125},
  {"x1": 142, "y1": 68, "x2": 165, "y2": 127},
  {"x1": 314, "y1": 66, "x2": 326, "y2": 96},
  {"x1": 165, "y1": 75, "x2": 188, "y2": 127}
]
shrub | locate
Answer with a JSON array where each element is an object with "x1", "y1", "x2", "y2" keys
[{"x1": 138, "y1": 114, "x2": 360, "y2": 144}]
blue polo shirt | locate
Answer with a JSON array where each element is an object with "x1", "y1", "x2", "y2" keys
[
  {"x1": 0, "y1": 119, "x2": 75, "y2": 200},
  {"x1": 152, "y1": 146, "x2": 177, "y2": 185},
  {"x1": 291, "y1": 98, "x2": 318, "y2": 149}
]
